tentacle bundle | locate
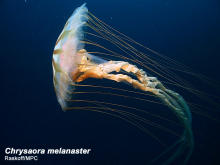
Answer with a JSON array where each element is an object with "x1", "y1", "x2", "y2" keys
[{"x1": 74, "y1": 54, "x2": 194, "y2": 165}]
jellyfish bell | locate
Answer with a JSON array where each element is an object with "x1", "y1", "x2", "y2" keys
[
  {"x1": 52, "y1": 3, "x2": 88, "y2": 109},
  {"x1": 52, "y1": 3, "x2": 220, "y2": 165}
]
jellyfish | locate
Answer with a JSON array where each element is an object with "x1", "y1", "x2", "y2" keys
[{"x1": 52, "y1": 3, "x2": 219, "y2": 165}]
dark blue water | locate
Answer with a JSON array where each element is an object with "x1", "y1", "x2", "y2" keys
[{"x1": 1, "y1": 0, "x2": 220, "y2": 165}]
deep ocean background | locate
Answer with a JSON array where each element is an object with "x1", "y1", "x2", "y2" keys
[{"x1": 1, "y1": 0, "x2": 220, "y2": 165}]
